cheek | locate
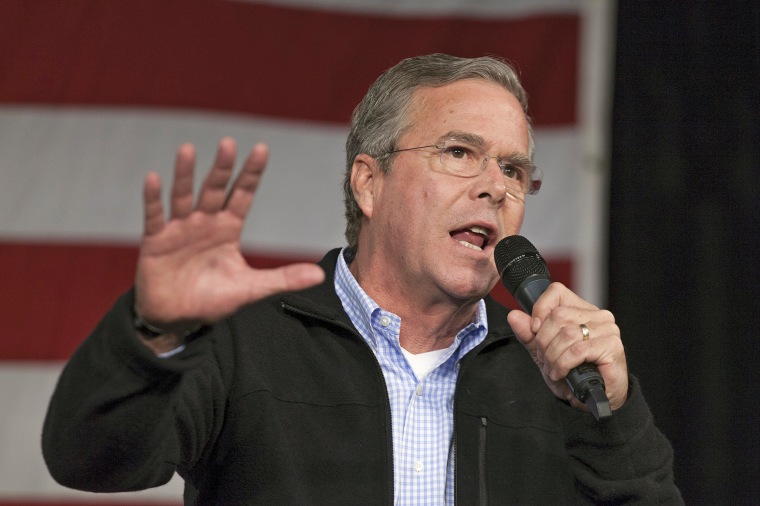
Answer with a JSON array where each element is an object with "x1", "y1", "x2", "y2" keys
[
  {"x1": 386, "y1": 175, "x2": 450, "y2": 234},
  {"x1": 503, "y1": 206, "x2": 525, "y2": 235},
  {"x1": 411, "y1": 186, "x2": 435, "y2": 210},
  {"x1": 402, "y1": 191, "x2": 443, "y2": 240},
  {"x1": 382, "y1": 188, "x2": 427, "y2": 230}
]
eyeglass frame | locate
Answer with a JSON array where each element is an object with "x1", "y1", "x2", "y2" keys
[{"x1": 377, "y1": 138, "x2": 543, "y2": 196}]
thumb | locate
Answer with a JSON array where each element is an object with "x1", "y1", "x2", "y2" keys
[
  {"x1": 507, "y1": 309, "x2": 534, "y2": 345},
  {"x1": 507, "y1": 309, "x2": 543, "y2": 369},
  {"x1": 249, "y1": 264, "x2": 326, "y2": 301}
]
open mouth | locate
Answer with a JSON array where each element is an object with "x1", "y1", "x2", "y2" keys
[{"x1": 450, "y1": 225, "x2": 491, "y2": 252}]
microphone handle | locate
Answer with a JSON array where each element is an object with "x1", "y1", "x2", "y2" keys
[{"x1": 514, "y1": 276, "x2": 612, "y2": 421}]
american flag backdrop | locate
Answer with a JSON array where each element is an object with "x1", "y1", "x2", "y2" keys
[{"x1": 0, "y1": 0, "x2": 614, "y2": 503}]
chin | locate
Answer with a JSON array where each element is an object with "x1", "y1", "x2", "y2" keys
[
  {"x1": 445, "y1": 277, "x2": 496, "y2": 302},
  {"x1": 435, "y1": 258, "x2": 498, "y2": 300}
]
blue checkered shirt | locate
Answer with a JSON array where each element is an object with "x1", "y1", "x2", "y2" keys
[{"x1": 334, "y1": 248, "x2": 488, "y2": 505}]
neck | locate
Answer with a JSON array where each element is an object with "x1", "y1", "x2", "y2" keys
[
  {"x1": 395, "y1": 304, "x2": 478, "y2": 354},
  {"x1": 348, "y1": 247, "x2": 480, "y2": 354}
]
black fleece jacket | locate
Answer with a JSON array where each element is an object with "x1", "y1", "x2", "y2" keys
[{"x1": 43, "y1": 248, "x2": 682, "y2": 505}]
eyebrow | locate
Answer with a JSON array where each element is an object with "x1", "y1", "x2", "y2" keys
[
  {"x1": 504, "y1": 152, "x2": 535, "y2": 172},
  {"x1": 438, "y1": 130, "x2": 487, "y2": 149}
]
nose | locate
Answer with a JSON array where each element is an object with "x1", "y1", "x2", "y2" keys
[{"x1": 473, "y1": 156, "x2": 508, "y2": 205}]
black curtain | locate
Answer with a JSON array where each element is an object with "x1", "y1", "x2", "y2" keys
[{"x1": 610, "y1": 1, "x2": 760, "y2": 503}]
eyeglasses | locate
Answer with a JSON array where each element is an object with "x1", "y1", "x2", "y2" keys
[{"x1": 381, "y1": 139, "x2": 543, "y2": 198}]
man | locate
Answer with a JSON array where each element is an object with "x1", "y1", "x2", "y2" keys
[{"x1": 43, "y1": 54, "x2": 681, "y2": 504}]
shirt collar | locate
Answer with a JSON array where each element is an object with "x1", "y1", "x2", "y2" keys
[{"x1": 334, "y1": 247, "x2": 488, "y2": 352}]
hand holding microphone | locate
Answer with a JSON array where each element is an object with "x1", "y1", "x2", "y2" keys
[{"x1": 495, "y1": 235, "x2": 628, "y2": 420}]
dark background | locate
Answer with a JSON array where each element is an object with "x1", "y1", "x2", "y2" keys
[{"x1": 610, "y1": 2, "x2": 759, "y2": 503}]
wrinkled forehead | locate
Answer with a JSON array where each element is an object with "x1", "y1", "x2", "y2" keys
[{"x1": 401, "y1": 80, "x2": 531, "y2": 155}]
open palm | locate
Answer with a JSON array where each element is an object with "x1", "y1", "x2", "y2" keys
[{"x1": 134, "y1": 138, "x2": 325, "y2": 337}]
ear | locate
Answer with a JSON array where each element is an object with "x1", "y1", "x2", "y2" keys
[{"x1": 350, "y1": 153, "x2": 379, "y2": 218}]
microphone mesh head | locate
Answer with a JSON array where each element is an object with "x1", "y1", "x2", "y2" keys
[{"x1": 494, "y1": 235, "x2": 550, "y2": 294}]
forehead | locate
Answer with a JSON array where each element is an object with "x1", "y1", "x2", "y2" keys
[{"x1": 403, "y1": 79, "x2": 530, "y2": 154}]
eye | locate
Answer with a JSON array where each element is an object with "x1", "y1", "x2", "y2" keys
[
  {"x1": 442, "y1": 144, "x2": 474, "y2": 161},
  {"x1": 500, "y1": 163, "x2": 526, "y2": 181}
]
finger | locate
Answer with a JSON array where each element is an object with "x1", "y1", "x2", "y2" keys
[
  {"x1": 544, "y1": 335, "x2": 589, "y2": 382},
  {"x1": 545, "y1": 320, "x2": 621, "y2": 381},
  {"x1": 534, "y1": 305, "x2": 597, "y2": 353},
  {"x1": 143, "y1": 172, "x2": 165, "y2": 237},
  {"x1": 583, "y1": 326, "x2": 628, "y2": 410},
  {"x1": 533, "y1": 307, "x2": 611, "y2": 374},
  {"x1": 530, "y1": 282, "x2": 599, "y2": 333},
  {"x1": 170, "y1": 143, "x2": 197, "y2": 219},
  {"x1": 537, "y1": 307, "x2": 615, "y2": 353},
  {"x1": 245, "y1": 263, "x2": 326, "y2": 301},
  {"x1": 197, "y1": 137, "x2": 237, "y2": 213},
  {"x1": 576, "y1": 319, "x2": 617, "y2": 344},
  {"x1": 579, "y1": 321, "x2": 623, "y2": 361},
  {"x1": 224, "y1": 143, "x2": 268, "y2": 219}
]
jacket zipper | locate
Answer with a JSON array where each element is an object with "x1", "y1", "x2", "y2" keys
[
  {"x1": 281, "y1": 302, "x2": 395, "y2": 506},
  {"x1": 479, "y1": 416, "x2": 488, "y2": 506}
]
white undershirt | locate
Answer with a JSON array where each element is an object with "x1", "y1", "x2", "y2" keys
[{"x1": 401, "y1": 347, "x2": 450, "y2": 380}]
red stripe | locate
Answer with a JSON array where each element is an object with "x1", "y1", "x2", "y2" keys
[
  {"x1": 0, "y1": 0, "x2": 578, "y2": 126},
  {"x1": 0, "y1": 241, "x2": 317, "y2": 361},
  {"x1": 0, "y1": 241, "x2": 572, "y2": 361}
]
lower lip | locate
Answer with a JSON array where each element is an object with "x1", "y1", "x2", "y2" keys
[{"x1": 452, "y1": 237, "x2": 488, "y2": 254}]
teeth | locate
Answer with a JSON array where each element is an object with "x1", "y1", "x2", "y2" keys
[
  {"x1": 458, "y1": 240, "x2": 483, "y2": 251},
  {"x1": 468, "y1": 226, "x2": 488, "y2": 235}
]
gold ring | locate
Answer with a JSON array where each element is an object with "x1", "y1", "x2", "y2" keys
[{"x1": 580, "y1": 323, "x2": 590, "y2": 341}]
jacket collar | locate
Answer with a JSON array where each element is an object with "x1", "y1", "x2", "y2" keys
[{"x1": 278, "y1": 248, "x2": 356, "y2": 330}]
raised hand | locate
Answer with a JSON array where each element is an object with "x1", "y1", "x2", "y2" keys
[
  {"x1": 507, "y1": 283, "x2": 629, "y2": 411},
  {"x1": 134, "y1": 138, "x2": 325, "y2": 349}
]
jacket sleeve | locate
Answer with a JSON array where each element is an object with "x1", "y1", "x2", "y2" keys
[
  {"x1": 557, "y1": 376, "x2": 683, "y2": 505},
  {"x1": 41, "y1": 289, "x2": 230, "y2": 493}
]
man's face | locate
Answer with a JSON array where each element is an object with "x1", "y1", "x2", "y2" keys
[{"x1": 366, "y1": 79, "x2": 531, "y2": 305}]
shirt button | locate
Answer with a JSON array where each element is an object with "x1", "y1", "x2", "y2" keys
[
  {"x1": 413, "y1": 461, "x2": 424, "y2": 473},
  {"x1": 415, "y1": 383, "x2": 424, "y2": 396},
  {"x1": 380, "y1": 316, "x2": 391, "y2": 327}
]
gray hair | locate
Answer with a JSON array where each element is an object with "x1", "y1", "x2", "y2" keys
[{"x1": 343, "y1": 53, "x2": 534, "y2": 249}]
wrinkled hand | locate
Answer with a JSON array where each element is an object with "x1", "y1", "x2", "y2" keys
[
  {"x1": 507, "y1": 282, "x2": 628, "y2": 411},
  {"x1": 134, "y1": 138, "x2": 325, "y2": 345}
]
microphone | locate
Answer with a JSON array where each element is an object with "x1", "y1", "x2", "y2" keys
[{"x1": 494, "y1": 235, "x2": 612, "y2": 420}]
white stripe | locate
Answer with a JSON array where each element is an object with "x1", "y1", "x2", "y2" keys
[
  {"x1": 0, "y1": 106, "x2": 347, "y2": 255},
  {"x1": 0, "y1": 107, "x2": 580, "y2": 257}
]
